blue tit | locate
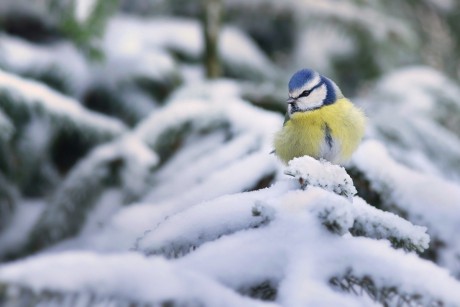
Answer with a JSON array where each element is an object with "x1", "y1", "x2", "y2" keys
[{"x1": 274, "y1": 68, "x2": 366, "y2": 165}]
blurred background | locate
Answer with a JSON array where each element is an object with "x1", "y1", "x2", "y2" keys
[{"x1": 1, "y1": 0, "x2": 460, "y2": 304}]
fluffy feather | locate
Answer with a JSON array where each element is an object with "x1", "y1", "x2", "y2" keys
[{"x1": 274, "y1": 97, "x2": 366, "y2": 164}]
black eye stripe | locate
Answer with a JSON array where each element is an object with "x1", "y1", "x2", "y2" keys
[
  {"x1": 299, "y1": 90, "x2": 311, "y2": 97},
  {"x1": 297, "y1": 81, "x2": 324, "y2": 98}
]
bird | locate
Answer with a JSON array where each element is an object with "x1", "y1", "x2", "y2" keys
[{"x1": 273, "y1": 69, "x2": 366, "y2": 165}]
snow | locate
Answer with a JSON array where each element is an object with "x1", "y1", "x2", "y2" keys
[
  {"x1": 0, "y1": 69, "x2": 127, "y2": 138},
  {"x1": 294, "y1": 25, "x2": 354, "y2": 75},
  {"x1": 103, "y1": 16, "x2": 275, "y2": 81},
  {"x1": 0, "y1": 34, "x2": 90, "y2": 95},
  {"x1": 173, "y1": 185, "x2": 454, "y2": 305},
  {"x1": 23, "y1": 91, "x2": 282, "y2": 254},
  {"x1": 285, "y1": 156, "x2": 357, "y2": 201},
  {"x1": 74, "y1": 149, "x2": 278, "y2": 252},
  {"x1": 363, "y1": 66, "x2": 460, "y2": 180},
  {"x1": 2, "y1": 5, "x2": 460, "y2": 306},
  {"x1": 75, "y1": 189, "x2": 123, "y2": 237},
  {"x1": 353, "y1": 140, "x2": 460, "y2": 271},
  {"x1": 17, "y1": 118, "x2": 51, "y2": 161},
  {"x1": 97, "y1": 44, "x2": 179, "y2": 88},
  {"x1": 0, "y1": 108, "x2": 13, "y2": 140},
  {"x1": 23, "y1": 134, "x2": 158, "y2": 251},
  {"x1": 351, "y1": 197, "x2": 429, "y2": 252},
  {"x1": 373, "y1": 66, "x2": 460, "y2": 114},
  {"x1": 284, "y1": 0, "x2": 420, "y2": 82},
  {"x1": 75, "y1": 0, "x2": 97, "y2": 23},
  {"x1": 426, "y1": 0, "x2": 455, "y2": 11},
  {"x1": 135, "y1": 89, "x2": 282, "y2": 156},
  {"x1": 136, "y1": 181, "x2": 291, "y2": 257},
  {"x1": 135, "y1": 100, "x2": 226, "y2": 149},
  {"x1": 353, "y1": 140, "x2": 460, "y2": 238},
  {"x1": 0, "y1": 138, "x2": 456, "y2": 305},
  {"x1": 0, "y1": 200, "x2": 45, "y2": 258},
  {"x1": 61, "y1": 93, "x2": 282, "y2": 252},
  {"x1": 0, "y1": 252, "x2": 277, "y2": 307},
  {"x1": 295, "y1": 1, "x2": 412, "y2": 42},
  {"x1": 220, "y1": 27, "x2": 276, "y2": 79},
  {"x1": 168, "y1": 79, "x2": 241, "y2": 102},
  {"x1": 105, "y1": 16, "x2": 201, "y2": 60}
]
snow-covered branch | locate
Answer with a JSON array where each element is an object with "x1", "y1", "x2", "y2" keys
[{"x1": 0, "y1": 69, "x2": 127, "y2": 141}]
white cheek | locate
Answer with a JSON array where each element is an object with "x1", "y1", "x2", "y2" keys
[{"x1": 297, "y1": 84, "x2": 327, "y2": 110}]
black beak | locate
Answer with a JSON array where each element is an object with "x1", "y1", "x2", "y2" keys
[{"x1": 287, "y1": 97, "x2": 296, "y2": 105}]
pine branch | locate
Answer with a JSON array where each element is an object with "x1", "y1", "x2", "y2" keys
[
  {"x1": 0, "y1": 283, "x2": 166, "y2": 307},
  {"x1": 137, "y1": 203, "x2": 275, "y2": 258},
  {"x1": 0, "y1": 172, "x2": 18, "y2": 232},
  {"x1": 20, "y1": 136, "x2": 157, "y2": 256},
  {"x1": 0, "y1": 69, "x2": 127, "y2": 142},
  {"x1": 330, "y1": 270, "x2": 443, "y2": 306}
]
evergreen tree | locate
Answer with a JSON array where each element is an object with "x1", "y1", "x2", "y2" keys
[{"x1": 1, "y1": 0, "x2": 460, "y2": 306}]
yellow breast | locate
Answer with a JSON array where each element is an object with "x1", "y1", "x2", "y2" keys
[{"x1": 273, "y1": 98, "x2": 366, "y2": 164}]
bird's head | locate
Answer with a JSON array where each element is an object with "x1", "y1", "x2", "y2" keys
[{"x1": 287, "y1": 69, "x2": 343, "y2": 116}]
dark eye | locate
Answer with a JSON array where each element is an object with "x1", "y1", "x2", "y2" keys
[{"x1": 299, "y1": 90, "x2": 311, "y2": 98}]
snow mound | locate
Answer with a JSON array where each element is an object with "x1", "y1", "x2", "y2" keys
[{"x1": 285, "y1": 156, "x2": 357, "y2": 201}]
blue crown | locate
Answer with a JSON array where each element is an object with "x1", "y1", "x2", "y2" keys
[
  {"x1": 288, "y1": 69, "x2": 317, "y2": 92},
  {"x1": 288, "y1": 69, "x2": 337, "y2": 105}
]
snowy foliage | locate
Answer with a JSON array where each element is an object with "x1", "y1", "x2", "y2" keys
[
  {"x1": 0, "y1": 34, "x2": 90, "y2": 95},
  {"x1": 285, "y1": 156, "x2": 357, "y2": 201},
  {"x1": 351, "y1": 140, "x2": 460, "y2": 276},
  {"x1": 0, "y1": 252, "x2": 277, "y2": 307},
  {"x1": 22, "y1": 135, "x2": 158, "y2": 254},
  {"x1": 104, "y1": 16, "x2": 276, "y2": 82},
  {"x1": 0, "y1": 69, "x2": 127, "y2": 140},
  {"x1": 363, "y1": 67, "x2": 460, "y2": 180},
  {"x1": 0, "y1": 175, "x2": 445, "y2": 306},
  {"x1": 0, "y1": 142, "x2": 441, "y2": 305},
  {"x1": 1, "y1": 1, "x2": 460, "y2": 306}
]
